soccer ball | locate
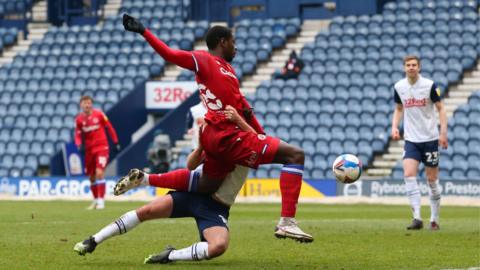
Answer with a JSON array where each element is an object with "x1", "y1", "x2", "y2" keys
[{"x1": 332, "y1": 154, "x2": 362, "y2": 183}]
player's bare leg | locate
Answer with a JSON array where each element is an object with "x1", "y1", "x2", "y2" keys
[
  {"x1": 426, "y1": 166, "x2": 441, "y2": 230},
  {"x1": 145, "y1": 226, "x2": 229, "y2": 264},
  {"x1": 271, "y1": 141, "x2": 313, "y2": 242},
  {"x1": 404, "y1": 158, "x2": 423, "y2": 230}
]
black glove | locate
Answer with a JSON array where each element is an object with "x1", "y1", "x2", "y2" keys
[
  {"x1": 115, "y1": 143, "x2": 121, "y2": 152},
  {"x1": 123, "y1": 13, "x2": 145, "y2": 34}
]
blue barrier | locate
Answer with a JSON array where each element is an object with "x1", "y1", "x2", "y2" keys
[{"x1": 115, "y1": 91, "x2": 200, "y2": 175}]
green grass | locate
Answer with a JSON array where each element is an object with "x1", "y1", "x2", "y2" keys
[{"x1": 0, "y1": 201, "x2": 478, "y2": 269}]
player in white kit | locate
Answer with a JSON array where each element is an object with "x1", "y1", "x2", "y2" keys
[{"x1": 391, "y1": 55, "x2": 448, "y2": 230}]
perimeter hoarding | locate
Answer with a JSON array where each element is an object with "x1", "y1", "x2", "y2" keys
[
  {"x1": 154, "y1": 178, "x2": 338, "y2": 198},
  {"x1": 0, "y1": 177, "x2": 155, "y2": 198},
  {"x1": 337, "y1": 179, "x2": 480, "y2": 197}
]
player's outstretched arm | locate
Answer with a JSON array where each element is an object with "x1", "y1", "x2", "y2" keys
[{"x1": 123, "y1": 14, "x2": 196, "y2": 71}]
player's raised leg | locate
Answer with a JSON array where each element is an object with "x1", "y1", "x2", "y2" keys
[
  {"x1": 113, "y1": 168, "x2": 148, "y2": 195},
  {"x1": 114, "y1": 168, "x2": 223, "y2": 195}
]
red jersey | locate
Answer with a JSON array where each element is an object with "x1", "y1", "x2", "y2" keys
[
  {"x1": 192, "y1": 51, "x2": 251, "y2": 129},
  {"x1": 142, "y1": 29, "x2": 264, "y2": 134},
  {"x1": 74, "y1": 109, "x2": 118, "y2": 153}
]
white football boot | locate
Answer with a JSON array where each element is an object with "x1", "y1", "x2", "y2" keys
[
  {"x1": 274, "y1": 217, "x2": 314, "y2": 243},
  {"x1": 113, "y1": 169, "x2": 146, "y2": 195}
]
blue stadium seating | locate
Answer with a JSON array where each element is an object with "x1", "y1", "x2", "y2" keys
[
  {"x1": 0, "y1": 0, "x2": 210, "y2": 176},
  {"x1": 249, "y1": 0, "x2": 479, "y2": 179},
  {"x1": 1, "y1": 0, "x2": 478, "y2": 180}
]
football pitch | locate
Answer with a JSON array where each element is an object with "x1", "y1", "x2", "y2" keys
[{"x1": 0, "y1": 201, "x2": 478, "y2": 270}]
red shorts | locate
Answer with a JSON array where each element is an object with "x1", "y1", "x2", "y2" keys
[
  {"x1": 199, "y1": 124, "x2": 280, "y2": 179},
  {"x1": 85, "y1": 149, "x2": 109, "y2": 176}
]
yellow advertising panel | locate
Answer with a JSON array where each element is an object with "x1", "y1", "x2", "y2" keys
[
  {"x1": 240, "y1": 179, "x2": 325, "y2": 198},
  {"x1": 155, "y1": 187, "x2": 173, "y2": 196},
  {"x1": 156, "y1": 179, "x2": 326, "y2": 198}
]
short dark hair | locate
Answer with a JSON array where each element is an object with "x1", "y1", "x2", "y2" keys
[
  {"x1": 403, "y1": 55, "x2": 420, "y2": 65},
  {"x1": 80, "y1": 95, "x2": 93, "y2": 103},
  {"x1": 205, "y1": 26, "x2": 232, "y2": 50}
]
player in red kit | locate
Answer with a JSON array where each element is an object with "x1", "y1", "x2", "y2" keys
[
  {"x1": 75, "y1": 95, "x2": 120, "y2": 210},
  {"x1": 116, "y1": 14, "x2": 312, "y2": 242}
]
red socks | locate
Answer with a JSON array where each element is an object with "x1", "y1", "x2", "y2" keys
[
  {"x1": 148, "y1": 169, "x2": 200, "y2": 192},
  {"x1": 90, "y1": 182, "x2": 98, "y2": 199},
  {"x1": 279, "y1": 165, "x2": 303, "y2": 217},
  {"x1": 91, "y1": 180, "x2": 106, "y2": 199},
  {"x1": 97, "y1": 180, "x2": 106, "y2": 199}
]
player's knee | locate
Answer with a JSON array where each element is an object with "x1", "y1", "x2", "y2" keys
[
  {"x1": 136, "y1": 205, "x2": 153, "y2": 221},
  {"x1": 287, "y1": 146, "x2": 304, "y2": 165},
  {"x1": 403, "y1": 167, "x2": 417, "y2": 178},
  {"x1": 426, "y1": 171, "x2": 438, "y2": 182},
  {"x1": 95, "y1": 170, "x2": 104, "y2": 180},
  {"x1": 208, "y1": 239, "x2": 229, "y2": 258}
]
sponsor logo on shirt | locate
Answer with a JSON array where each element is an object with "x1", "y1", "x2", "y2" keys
[
  {"x1": 198, "y1": 84, "x2": 223, "y2": 110},
  {"x1": 404, "y1": 98, "x2": 426, "y2": 108},
  {"x1": 220, "y1": 67, "x2": 237, "y2": 79},
  {"x1": 82, "y1": 124, "x2": 100, "y2": 132}
]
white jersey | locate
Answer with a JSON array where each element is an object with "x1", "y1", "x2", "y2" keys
[
  {"x1": 189, "y1": 102, "x2": 207, "y2": 149},
  {"x1": 393, "y1": 75, "x2": 442, "y2": 143}
]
